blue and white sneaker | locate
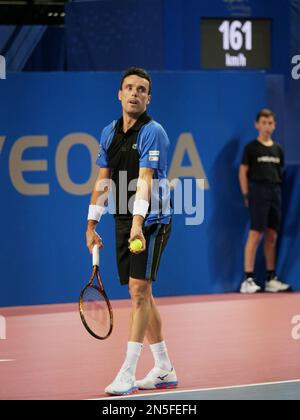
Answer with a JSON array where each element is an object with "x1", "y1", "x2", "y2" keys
[
  {"x1": 105, "y1": 371, "x2": 138, "y2": 396},
  {"x1": 135, "y1": 366, "x2": 178, "y2": 390}
]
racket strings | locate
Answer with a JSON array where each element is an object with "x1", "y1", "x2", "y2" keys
[{"x1": 82, "y1": 286, "x2": 111, "y2": 338}]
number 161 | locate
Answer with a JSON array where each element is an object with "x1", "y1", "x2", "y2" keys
[{"x1": 219, "y1": 20, "x2": 252, "y2": 51}]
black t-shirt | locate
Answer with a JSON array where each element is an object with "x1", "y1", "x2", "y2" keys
[{"x1": 241, "y1": 139, "x2": 284, "y2": 183}]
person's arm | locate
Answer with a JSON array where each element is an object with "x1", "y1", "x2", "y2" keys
[
  {"x1": 86, "y1": 167, "x2": 111, "y2": 253},
  {"x1": 239, "y1": 164, "x2": 249, "y2": 207},
  {"x1": 130, "y1": 122, "x2": 169, "y2": 253},
  {"x1": 129, "y1": 167, "x2": 154, "y2": 253}
]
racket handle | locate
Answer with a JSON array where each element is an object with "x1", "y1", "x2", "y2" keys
[{"x1": 92, "y1": 245, "x2": 99, "y2": 267}]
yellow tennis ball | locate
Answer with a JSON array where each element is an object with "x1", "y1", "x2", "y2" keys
[{"x1": 130, "y1": 239, "x2": 143, "y2": 251}]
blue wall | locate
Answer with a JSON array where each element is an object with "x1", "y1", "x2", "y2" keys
[
  {"x1": 0, "y1": 71, "x2": 299, "y2": 307},
  {"x1": 19, "y1": 0, "x2": 299, "y2": 163},
  {"x1": 64, "y1": 0, "x2": 290, "y2": 74},
  {"x1": 0, "y1": 0, "x2": 291, "y2": 76},
  {"x1": 286, "y1": 0, "x2": 300, "y2": 164},
  {"x1": 65, "y1": 0, "x2": 165, "y2": 71},
  {"x1": 164, "y1": 0, "x2": 290, "y2": 75}
]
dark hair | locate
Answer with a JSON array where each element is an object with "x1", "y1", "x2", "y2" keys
[
  {"x1": 120, "y1": 67, "x2": 152, "y2": 94},
  {"x1": 256, "y1": 108, "x2": 276, "y2": 122}
]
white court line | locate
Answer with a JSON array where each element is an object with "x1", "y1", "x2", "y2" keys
[
  {"x1": 92, "y1": 378, "x2": 300, "y2": 400},
  {"x1": 0, "y1": 359, "x2": 16, "y2": 363}
]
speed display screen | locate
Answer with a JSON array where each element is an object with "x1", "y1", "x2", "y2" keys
[{"x1": 201, "y1": 18, "x2": 271, "y2": 69}]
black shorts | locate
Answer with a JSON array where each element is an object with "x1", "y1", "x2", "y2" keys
[
  {"x1": 249, "y1": 182, "x2": 282, "y2": 232},
  {"x1": 115, "y1": 218, "x2": 171, "y2": 285}
]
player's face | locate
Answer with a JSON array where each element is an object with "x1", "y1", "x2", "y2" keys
[
  {"x1": 118, "y1": 75, "x2": 151, "y2": 116},
  {"x1": 255, "y1": 116, "x2": 276, "y2": 137}
]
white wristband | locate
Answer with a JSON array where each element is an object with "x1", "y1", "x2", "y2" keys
[
  {"x1": 87, "y1": 204, "x2": 105, "y2": 222},
  {"x1": 133, "y1": 199, "x2": 149, "y2": 218}
]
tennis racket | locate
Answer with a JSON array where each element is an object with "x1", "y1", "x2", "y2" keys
[{"x1": 79, "y1": 245, "x2": 113, "y2": 340}]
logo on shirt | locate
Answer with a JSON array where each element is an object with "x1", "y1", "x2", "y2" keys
[
  {"x1": 149, "y1": 150, "x2": 160, "y2": 162},
  {"x1": 257, "y1": 156, "x2": 280, "y2": 164}
]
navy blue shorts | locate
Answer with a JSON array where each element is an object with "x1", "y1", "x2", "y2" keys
[{"x1": 249, "y1": 182, "x2": 282, "y2": 232}]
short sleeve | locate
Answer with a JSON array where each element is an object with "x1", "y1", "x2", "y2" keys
[
  {"x1": 96, "y1": 128, "x2": 110, "y2": 168},
  {"x1": 139, "y1": 123, "x2": 169, "y2": 169},
  {"x1": 241, "y1": 144, "x2": 250, "y2": 165}
]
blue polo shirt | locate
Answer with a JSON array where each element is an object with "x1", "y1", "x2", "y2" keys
[{"x1": 96, "y1": 112, "x2": 172, "y2": 226}]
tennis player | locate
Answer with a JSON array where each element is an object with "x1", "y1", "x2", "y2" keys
[
  {"x1": 239, "y1": 109, "x2": 290, "y2": 293},
  {"x1": 86, "y1": 68, "x2": 177, "y2": 395}
]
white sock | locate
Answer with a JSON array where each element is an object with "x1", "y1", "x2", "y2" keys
[
  {"x1": 150, "y1": 341, "x2": 172, "y2": 371},
  {"x1": 119, "y1": 341, "x2": 143, "y2": 378}
]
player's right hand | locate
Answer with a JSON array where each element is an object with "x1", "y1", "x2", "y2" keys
[{"x1": 86, "y1": 229, "x2": 103, "y2": 254}]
